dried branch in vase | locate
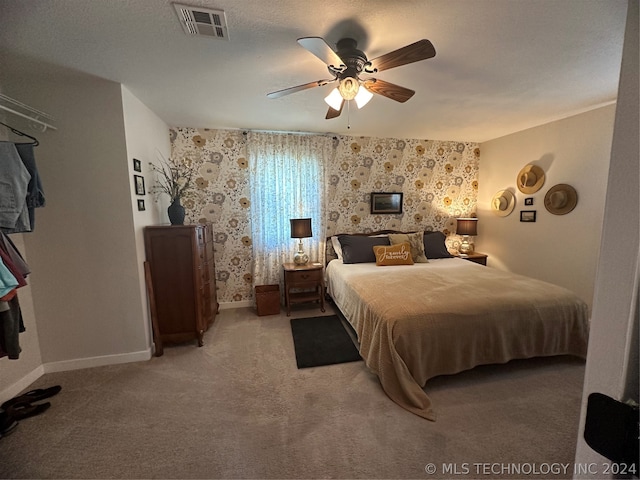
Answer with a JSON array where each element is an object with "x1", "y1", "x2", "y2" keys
[{"x1": 149, "y1": 157, "x2": 195, "y2": 201}]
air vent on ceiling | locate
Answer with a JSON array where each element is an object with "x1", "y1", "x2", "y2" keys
[{"x1": 173, "y1": 3, "x2": 229, "y2": 40}]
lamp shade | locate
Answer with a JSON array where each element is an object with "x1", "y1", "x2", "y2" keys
[
  {"x1": 355, "y1": 87, "x2": 373, "y2": 108},
  {"x1": 290, "y1": 218, "x2": 312, "y2": 238},
  {"x1": 324, "y1": 88, "x2": 343, "y2": 110},
  {"x1": 456, "y1": 218, "x2": 478, "y2": 236}
]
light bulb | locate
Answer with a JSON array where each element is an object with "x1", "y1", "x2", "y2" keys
[
  {"x1": 355, "y1": 87, "x2": 373, "y2": 108},
  {"x1": 324, "y1": 88, "x2": 344, "y2": 110}
]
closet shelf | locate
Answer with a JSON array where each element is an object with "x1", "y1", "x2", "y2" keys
[{"x1": 0, "y1": 94, "x2": 57, "y2": 132}]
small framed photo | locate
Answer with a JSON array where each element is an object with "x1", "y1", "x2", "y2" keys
[
  {"x1": 137, "y1": 199, "x2": 145, "y2": 211},
  {"x1": 524, "y1": 197, "x2": 534, "y2": 206},
  {"x1": 520, "y1": 210, "x2": 537, "y2": 222},
  {"x1": 371, "y1": 192, "x2": 403, "y2": 214},
  {"x1": 133, "y1": 158, "x2": 142, "y2": 172},
  {"x1": 134, "y1": 175, "x2": 146, "y2": 196}
]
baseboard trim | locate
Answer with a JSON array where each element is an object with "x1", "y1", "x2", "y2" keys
[
  {"x1": 43, "y1": 349, "x2": 152, "y2": 374},
  {"x1": 219, "y1": 300, "x2": 253, "y2": 310},
  {"x1": 0, "y1": 365, "x2": 46, "y2": 403}
]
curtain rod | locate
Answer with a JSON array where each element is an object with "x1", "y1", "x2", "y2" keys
[
  {"x1": 242, "y1": 129, "x2": 337, "y2": 139},
  {"x1": 0, "y1": 94, "x2": 57, "y2": 131}
]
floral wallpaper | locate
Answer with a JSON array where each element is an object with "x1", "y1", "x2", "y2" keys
[
  {"x1": 169, "y1": 128, "x2": 479, "y2": 304},
  {"x1": 327, "y1": 136, "x2": 480, "y2": 236},
  {"x1": 170, "y1": 128, "x2": 252, "y2": 303}
]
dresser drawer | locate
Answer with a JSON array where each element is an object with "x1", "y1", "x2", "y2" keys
[{"x1": 286, "y1": 268, "x2": 323, "y2": 284}]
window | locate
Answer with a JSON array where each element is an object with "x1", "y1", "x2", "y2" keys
[{"x1": 248, "y1": 132, "x2": 332, "y2": 285}]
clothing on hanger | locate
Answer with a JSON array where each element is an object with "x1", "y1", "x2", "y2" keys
[
  {"x1": 0, "y1": 142, "x2": 31, "y2": 233},
  {"x1": 0, "y1": 235, "x2": 29, "y2": 360},
  {"x1": 0, "y1": 122, "x2": 45, "y2": 233},
  {"x1": 0, "y1": 232, "x2": 31, "y2": 277},
  {"x1": 0, "y1": 295, "x2": 24, "y2": 359},
  {"x1": 13, "y1": 143, "x2": 45, "y2": 229}
]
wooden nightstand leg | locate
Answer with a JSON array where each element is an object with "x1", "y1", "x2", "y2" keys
[{"x1": 285, "y1": 288, "x2": 291, "y2": 316}]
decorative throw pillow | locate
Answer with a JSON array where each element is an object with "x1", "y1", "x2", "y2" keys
[
  {"x1": 373, "y1": 242, "x2": 414, "y2": 266},
  {"x1": 331, "y1": 236, "x2": 343, "y2": 260},
  {"x1": 388, "y1": 232, "x2": 428, "y2": 263},
  {"x1": 423, "y1": 231, "x2": 453, "y2": 259},
  {"x1": 338, "y1": 235, "x2": 390, "y2": 264}
]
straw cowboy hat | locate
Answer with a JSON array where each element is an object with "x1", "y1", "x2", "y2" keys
[
  {"x1": 491, "y1": 190, "x2": 515, "y2": 217},
  {"x1": 517, "y1": 164, "x2": 545, "y2": 194},
  {"x1": 545, "y1": 184, "x2": 578, "y2": 215}
]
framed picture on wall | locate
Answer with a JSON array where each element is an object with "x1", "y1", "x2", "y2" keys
[
  {"x1": 371, "y1": 192, "x2": 403, "y2": 214},
  {"x1": 137, "y1": 199, "x2": 145, "y2": 211},
  {"x1": 520, "y1": 210, "x2": 536, "y2": 222},
  {"x1": 524, "y1": 197, "x2": 534, "y2": 206},
  {"x1": 134, "y1": 175, "x2": 146, "y2": 196},
  {"x1": 133, "y1": 158, "x2": 142, "y2": 172}
]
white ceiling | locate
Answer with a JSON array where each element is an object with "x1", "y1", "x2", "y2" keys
[{"x1": 0, "y1": 0, "x2": 628, "y2": 142}]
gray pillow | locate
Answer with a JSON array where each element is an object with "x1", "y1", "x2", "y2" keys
[
  {"x1": 423, "y1": 232, "x2": 453, "y2": 259},
  {"x1": 338, "y1": 235, "x2": 390, "y2": 264}
]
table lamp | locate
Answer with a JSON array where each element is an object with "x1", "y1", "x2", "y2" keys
[
  {"x1": 290, "y1": 218, "x2": 312, "y2": 265},
  {"x1": 456, "y1": 218, "x2": 478, "y2": 254}
]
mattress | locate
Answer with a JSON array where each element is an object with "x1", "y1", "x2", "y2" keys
[{"x1": 326, "y1": 257, "x2": 589, "y2": 420}]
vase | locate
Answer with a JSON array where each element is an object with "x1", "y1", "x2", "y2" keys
[{"x1": 167, "y1": 198, "x2": 186, "y2": 225}]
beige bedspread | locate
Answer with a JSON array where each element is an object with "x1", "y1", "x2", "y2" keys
[{"x1": 326, "y1": 258, "x2": 589, "y2": 420}]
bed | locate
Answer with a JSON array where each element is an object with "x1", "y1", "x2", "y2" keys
[{"x1": 325, "y1": 231, "x2": 589, "y2": 420}]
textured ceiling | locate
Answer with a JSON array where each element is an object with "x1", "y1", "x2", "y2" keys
[{"x1": 0, "y1": 0, "x2": 628, "y2": 142}]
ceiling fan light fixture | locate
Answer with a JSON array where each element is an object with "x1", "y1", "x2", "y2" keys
[
  {"x1": 355, "y1": 86, "x2": 373, "y2": 108},
  {"x1": 324, "y1": 88, "x2": 344, "y2": 110},
  {"x1": 338, "y1": 76, "x2": 359, "y2": 100},
  {"x1": 269, "y1": 36, "x2": 436, "y2": 121}
]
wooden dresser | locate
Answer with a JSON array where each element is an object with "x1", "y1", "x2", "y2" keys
[{"x1": 144, "y1": 224, "x2": 218, "y2": 355}]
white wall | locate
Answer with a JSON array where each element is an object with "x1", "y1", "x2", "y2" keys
[
  {"x1": 476, "y1": 105, "x2": 616, "y2": 309},
  {"x1": 120, "y1": 85, "x2": 171, "y2": 354},
  {"x1": 574, "y1": 0, "x2": 638, "y2": 473},
  {"x1": 0, "y1": 52, "x2": 152, "y2": 391}
]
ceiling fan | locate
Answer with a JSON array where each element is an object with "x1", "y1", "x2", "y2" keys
[{"x1": 267, "y1": 37, "x2": 436, "y2": 120}]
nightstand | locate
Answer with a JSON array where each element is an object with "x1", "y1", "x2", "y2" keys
[
  {"x1": 283, "y1": 262, "x2": 325, "y2": 316},
  {"x1": 459, "y1": 252, "x2": 488, "y2": 266}
]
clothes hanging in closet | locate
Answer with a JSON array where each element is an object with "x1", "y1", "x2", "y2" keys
[
  {"x1": 0, "y1": 231, "x2": 30, "y2": 359},
  {"x1": 0, "y1": 141, "x2": 46, "y2": 234}
]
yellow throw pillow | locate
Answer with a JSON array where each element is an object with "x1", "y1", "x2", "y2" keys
[
  {"x1": 373, "y1": 242, "x2": 414, "y2": 266},
  {"x1": 388, "y1": 232, "x2": 429, "y2": 263}
]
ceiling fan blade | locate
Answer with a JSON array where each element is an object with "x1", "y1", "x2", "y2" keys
[
  {"x1": 364, "y1": 79, "x2": 415, "y2": 103},
  {"x1": 297, "y1": 37, "x2": 345, "y2": 69},
  {"x1": 267, "y1": 79, "x2": 334, "y2": 99},
  {"x1": 367, "y1": 39, "x2": 436, "y2": 73},
  {"x1": 325, "y1": 100, "x2": 344, "y2": 119}
]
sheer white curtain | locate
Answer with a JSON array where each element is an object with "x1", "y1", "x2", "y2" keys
[{"x1": 248, "y1": 132, "x2": 333, "y2": 287}]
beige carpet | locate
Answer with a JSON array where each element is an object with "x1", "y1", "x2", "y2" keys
[{"x1": 0, "y1": 304, "x2": 586, "y2": 479}]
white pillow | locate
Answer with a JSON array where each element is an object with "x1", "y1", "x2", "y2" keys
[{"x1": 331, "y1": 236, "x2": 343, "y2": 260}]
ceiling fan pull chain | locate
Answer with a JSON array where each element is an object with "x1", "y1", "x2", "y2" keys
[{"x1": 347, "y1": 100, "x2": 351, "y2": 129}]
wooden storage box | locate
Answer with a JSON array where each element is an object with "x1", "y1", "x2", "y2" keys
[{"x1": 255, "y1": 284, "x2": 281, "y2": 316}]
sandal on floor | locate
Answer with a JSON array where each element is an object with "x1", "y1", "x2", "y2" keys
[
  {"x1": 1, "y1": 385, "x2": 61, "y2": 410},
  {"x1": 0, "y1": 410, "x2": 18, "y2": 438},
  {"x1": 6, "y1": 401, "x2": 51, "y2": 421}
]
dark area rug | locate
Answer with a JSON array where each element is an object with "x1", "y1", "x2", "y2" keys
[{"x1": 290, "y1": 315, "x2": 362, "y2": 369}]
